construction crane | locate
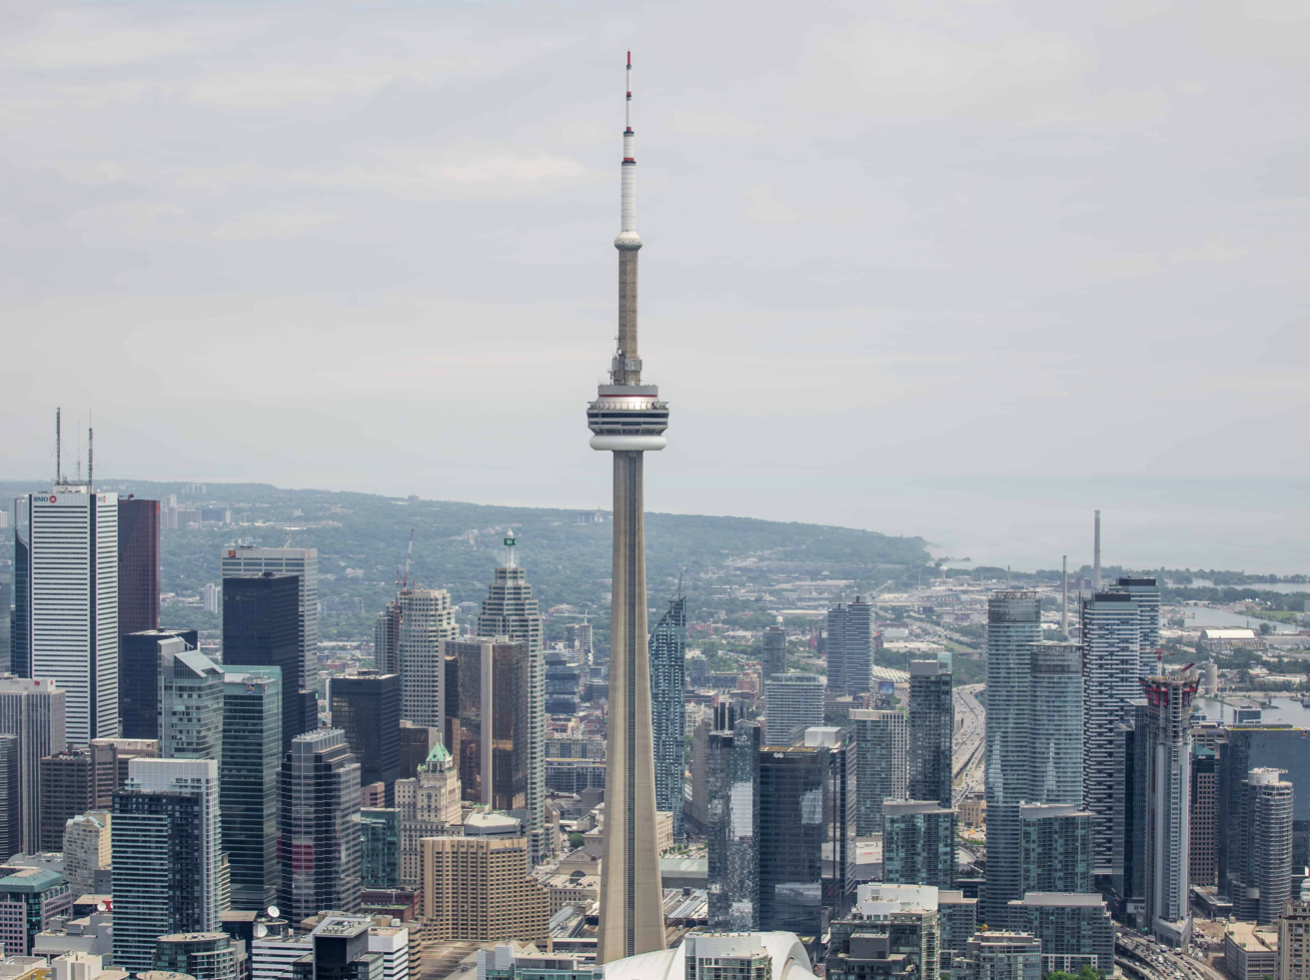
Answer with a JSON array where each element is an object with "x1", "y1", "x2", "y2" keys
[{"x1": 396, "y1": 529, "x2": 415, "y2": 590}]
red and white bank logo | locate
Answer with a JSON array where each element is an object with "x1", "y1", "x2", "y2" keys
[{"x1": 48, "y1": 496, "x2": 56, "y2": 503}]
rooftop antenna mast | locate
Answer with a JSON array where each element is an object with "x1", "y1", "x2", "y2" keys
[
  {"x1": 87, "y1": 415, "x2": 93, "y2": 490},
  {"x1": 404, "y1": 528, "x2": 415, "y2": 588},
  {"x1": 55, "y1": 408, "x2": 62, "y2": 485}
]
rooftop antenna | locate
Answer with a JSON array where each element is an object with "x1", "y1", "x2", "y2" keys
[
  {"x1": 1061, "y1": 555, "x2": 1068, "y2": 636},
  {"x1": 1092, "y1": 510, "x2": 1102, "y2": 591},
  {"x1": 87, "y1": 415, "x2": 93, "y2": 490},
  {"x1": 75, "y1": 427, "x2": 82, "y2": 485},
  {"x1": 55, "y1": 408, "x2": 62, "y2": 485},
  {"x1": 404, "y1": 528, "x2": 415, "y2": 588}
]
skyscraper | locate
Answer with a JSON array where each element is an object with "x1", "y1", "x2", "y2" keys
[
  {"x1": 1190, "y1": 744, "x2": 1219, "y2": 887},
  {"x1": 119, "y1": 629, "x2": 198, "y2": 740},
  {"x1": 851, "y1": 708, "x2": 907, "y2": 835},
  {"x1": 38, "y1": 749, "x2": 99, "y2": 852},
  {"x1": 585, "y1": 52, "x2": 668, "y2": 964},
  {"x1": 374, "y1": 595, "x2": 403, "y2": 677},
  {"x1": 763, "y1": 672, "x2": 824, "y2": 746},
  {"x1": 1279, "y1": 900, "x2": 1310, "y2": 980},
  {"x1": 222, "y1": 667, "x2": 282, "y2": 912},
  {"x1": 279, "y1": 728, "x2": 362, "y2": 921},
  {"x1": 1018, "y1": 803, "x2": 1093, "y2": 895},
  {"x1": 159, "y1": 648, "x2": 224, "y2": 761},
  {"x1": 10, "y1": 504, "x2": 29, "y2": 677},
  {"x1": 62, "y1": 810, "x2": 111, "y2": 897},
  {"x1": 0, "y1": 734, "x2": 18, "y2": 861},
  {"x1": 420, "y1": 835, "x2": 551, "y2": 943},
  {"x1": 330, "y1": 671, "x2": 401, "y2": 803},
  {"x1": 0, "y1": 675, "x2": 67, "y2": 854},
  {"x1": 112, "y1": 758, "x2": 221, "y2": 974},
  {"x1": 15, "y1": 489, "x2": 118, "y2": 745},
  {"x1": 758, "y1": 625, "x2": 785, "y2": 685},
  {"x1": 396, "y1": 590, "x2": 457, "y2": 733},
  {"x1": 476, "y1": 542, "x2": 546, "y2": 863},
  {"x1": 395, "y1": 741, "x2": 461, "y2": 890},
  {"x1": 117, "y1": 498, "x2": 160, "y2": 639},
  {"x1": 1028, "y1": 641, "x2": 1083, "y2": 807},
  {"x1": 448, "y1": 637, "x2": 531, "y2": 818},
  {"x1": 1141, "y1": 671, "x2": 1196, "y2": 947},
  {"x1": 223, "y1": 574, "x2": 306, "y2": 754},
  {"x1": 882, "y1": 800, "x2": 958, "y2": 889},
  {"x1": 908, "y1": 658, "x2": 953, "y2": 808},
  {"x1": 706, "y1": 716, "x2": 760, "y2": 932},
  {"x1": 1113, "y1": 577, "x2": 1161, "y2": 679},
  {"x1": 982, "y1": 591, "x2": 1041, "y2": 925},
  {"x1": 827, "y1": 884, "x2": 942, "y2": 980},
  {"x1": 1081, "y1": 591, "x2": 1142, "y2": 876},
  {"x1": 1231, "y1": 768, "x2": 1294, "y2": 925},
  {"x1": 649, "y1": 596, "x2": 687, "y2": 837},
  {"x1": 758, "y1": 743, "x2": 827, "y2": 934},
  {"x1": 220, "y1": 546, "x2": 319, "y2": 697},
  {"x1": 825, "y1": 598, "x2": 875, "y2": 695}
]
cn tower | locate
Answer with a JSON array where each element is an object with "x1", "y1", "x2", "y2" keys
[{"x1": 587, "y1": 51, "x2": 669, "y2": 963}]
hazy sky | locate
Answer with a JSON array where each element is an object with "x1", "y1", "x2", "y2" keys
[{"x1": 4, "y1": 1, "x2": 1308, "y2": 569}]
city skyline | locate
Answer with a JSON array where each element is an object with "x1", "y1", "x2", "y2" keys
[{"x1": 1, "y1": 3, "x2": 1306, "y2": 576}]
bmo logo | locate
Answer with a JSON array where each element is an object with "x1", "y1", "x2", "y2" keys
[{"x1": 47, "y1": 496, "x2": 56, "y2": 503}]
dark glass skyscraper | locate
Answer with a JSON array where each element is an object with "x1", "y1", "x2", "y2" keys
[
  {"x1": 117, "y1": 498, "x2": 160, "y2": 639},
  {"x1": 330, "y1": 671, "x2": 401, "y2": 803},
  {"x1": 759, "y1": 744, "x2": 826, "y2": 935},
  {"x1": 119, "y1": 628, "x2": 198, "y2": 740},
  {"x1": 280, "y1": 728, "x2": 362, "y2": 921},
  {"x1": 10, "y1": 525, "x2": 29, "y2": 678},
  {"x1": 908, "y1": 658, "x2": 954, "y2": 808},
  {"x1": 649, "y1": 596, "x2": 686, "y2": 836},
  {"x1": 450, "y1": 638, "x2": 530, "y2": 813},
  {"x1": 707, "y1": 709, "x2": 760, "y2": 931},
  {"x1": 223, "y1": 574, "x2": 305, "y2": 754},
  {"x1": 222, "y1": 667, "x2": 281, "y2": 911}
]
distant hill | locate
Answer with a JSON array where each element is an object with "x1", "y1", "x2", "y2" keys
[{"x1": 0, "y1": 479, "x2": 932, "y2": 645}]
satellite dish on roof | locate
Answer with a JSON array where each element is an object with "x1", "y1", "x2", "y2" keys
[
  {"x1": 267, "y1": 906, "x2": 280, "y2": 919},
  {"x1": 254, "y1": 924, "x2": 268, "y2": 939}
]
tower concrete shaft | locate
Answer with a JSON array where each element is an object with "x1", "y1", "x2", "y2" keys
[{"x1": 588, "y1": 52, "x2": 668, "y2": 964}]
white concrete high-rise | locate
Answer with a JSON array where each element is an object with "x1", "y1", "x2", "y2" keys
[
  {"x1": 0, "y1": 676, "x2": 67, "y2": 854},
  {"x1": 220, "y1": 546, "x2": 318, "y2": 693},
  {"x1": 763, "y1": 673, "x2": 825, "y2": 746},
  {"x1": 586, "y1": 51, "x2": 668, "y2": 964},
  {"x1": 16, "y1": 488, "x2": 118, "y2": 746},
  {"x1": 1112, "y1": 577, "x2": 1162, "y2": 679},
  {"x1": 1141, "y1": 671, "x2": 1196, "y2": 947},
  {"x1": 396, "y1": 589, "x2": 457, "y2": 732}
]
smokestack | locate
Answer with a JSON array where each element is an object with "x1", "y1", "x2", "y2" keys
[
  {"x1": 1061, "y1": 555, "x2": 1068, "y2": 636},
  {"x1": 1092, "y1": 510, "x2": 1102, "y2": 591}
]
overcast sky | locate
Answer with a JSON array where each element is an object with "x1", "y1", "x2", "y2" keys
[{"x1": 3, "y1": 1, "x2": 1308, "y2": 567}]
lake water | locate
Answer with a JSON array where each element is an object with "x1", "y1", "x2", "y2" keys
[
  {"x1": 1176, "y1": 606, "x2": 1302, "y2": 634},
  {"x1": 648, "y1": 474, "x2": 1310, "y2": 577},
  {"x1": 1194, "y1": 696, "x2": 1310, "y2": 727}
]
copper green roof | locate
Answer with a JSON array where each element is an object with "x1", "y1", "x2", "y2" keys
[{"x1": 420, "y1": 740, "x2": 451, "y2": 770}]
